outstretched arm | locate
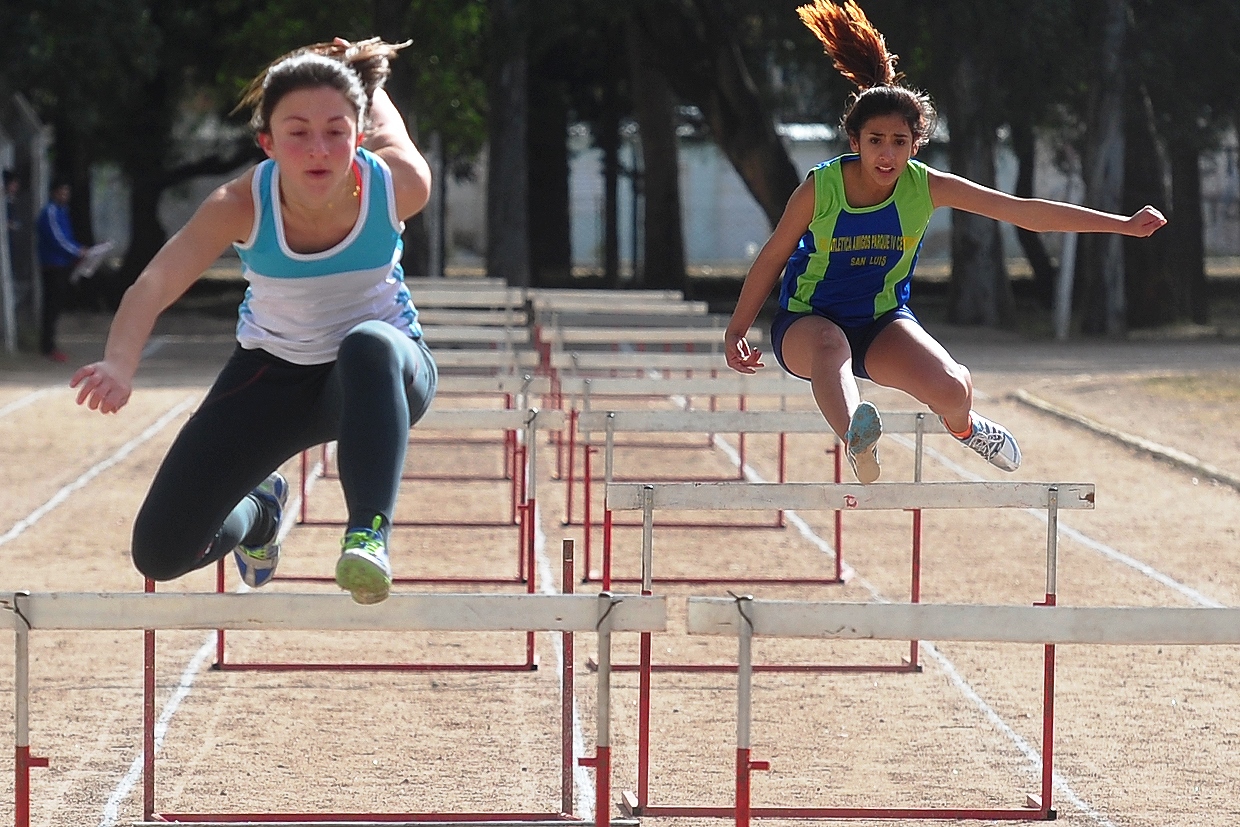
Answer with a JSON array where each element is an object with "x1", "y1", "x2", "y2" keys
[
  {"x1": 70, "y1": 178, "x2": 253, "y2": 414},
  {"x1": 724, "y1": 178, "x2": 816, "y2": 374},
  {"x1": 928, "y1": 167, "x2": 1167, "y2": 237}
]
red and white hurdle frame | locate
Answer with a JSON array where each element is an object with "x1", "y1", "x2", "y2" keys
[
  {"x1": 216, "y1": 407, "x2": 566, "y2": 673},
  {"x1": 687, "y1": 595, "x2": 1240, "y2": 824},
  {"x1": 584, "y1": 410, "x2": 948, "y2": 593},
  {"x1": 5, "y1": 576, "x2": 666, "y2": 827},
  {"x1": 555, "y1": 373, "x2": 803, "y2": 533},
  {"x1": 605, "y1": 480, "x2": 1096, "y2": 821}
]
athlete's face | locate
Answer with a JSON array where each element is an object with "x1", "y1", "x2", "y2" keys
[
  {"x1": 849, "y1": 112, "x2": 917, "y2": 189},
  {"x1": 259, "y1": 86, "x2": 363, "y2": 200}
]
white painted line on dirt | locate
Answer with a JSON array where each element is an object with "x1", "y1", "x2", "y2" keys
[
  {"x1": 95, "y1": 454, "x2": 317, "y2": 826},
  {"x1": 893, "y1": 435, "x2": 1225, "y2": 609},
  {"x1": 0, "y1": 397, "x2": 197, "y2": 548},
  {"x1": 0, "y1": 387, "x2": 58, "y2": 420},
  {"x1": 707, "y1": 429, "x2": 1114, "y2": 825},
  {"x1": 532, "y1": 501, "x2": 595, "y2": 819},
  {"x1": 97, "y1": 632, "x2": 216, "y2": 827}
]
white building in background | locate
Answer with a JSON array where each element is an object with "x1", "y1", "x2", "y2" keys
[{"x1": 95, "y1": 124, "x2": 1238, "y2": 278}]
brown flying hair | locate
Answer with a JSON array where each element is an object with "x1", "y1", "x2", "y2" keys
[
  {"x1": 234, "y1": 37, "x2": 410, "y2": 134},
  {"x1": 797, "y1": 0, "x2": 936, "y2": 149}
]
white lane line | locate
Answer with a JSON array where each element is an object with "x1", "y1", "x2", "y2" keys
[
  {"x1": 97, "y1": 633, "x2": 217, "y2": 827},
  {"x1": 0, "y1": 387, "x2": 58, "y2": 420},
  {"x1": 533, "y1": 498, "x2": 594, "y2": 816},
  {"x1": 96, "y1": 455, "x2": 317, "y2": 826},
  {"x1": 705, "y1": 425, "x2": 1114, "y2": 825},
  {"x1": 0, "y1": 398, "x2": 198, "y2": 548},
  {"x1": 889, "y1": 435, "x2": 1226, "y2": 609}
]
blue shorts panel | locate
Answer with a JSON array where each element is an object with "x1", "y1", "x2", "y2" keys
[{"x1": 769, "y1": 305, "x2": 920, "y2": 381}]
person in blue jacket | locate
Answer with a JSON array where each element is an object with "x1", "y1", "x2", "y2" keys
[
  {"x1": 725, "y1": 0, "x2": 1167, "y2": 483},
  {"x1": 36, "y1": 180, "x2": 83, "y2": 362},
  {"x1": 70, "y1": 38, "x2": 437, "y2": 605}
]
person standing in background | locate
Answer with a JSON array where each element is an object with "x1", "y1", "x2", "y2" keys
[{"x1": 36, "y1": 180, "x2": 83, "y2": 362}]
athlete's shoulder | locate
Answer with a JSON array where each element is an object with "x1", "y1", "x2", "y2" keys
[{"x1": 198, "y1": 165, "x2": 261, "y2": 244}]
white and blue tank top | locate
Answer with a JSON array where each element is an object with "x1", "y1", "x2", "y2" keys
[{"x1": 234, "y1": 147, "x2": 421, "y2": 365}]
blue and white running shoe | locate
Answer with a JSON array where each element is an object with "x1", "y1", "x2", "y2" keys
[
  {"x1": 954, "y1": 412, "x2": 1022, "y2": 471},
  {"x1": 233, "y1": 472, "x2": 289, "y2": 589},
  {"x1": 844, "y1": 401, "x2": 883, "y2": 484}
]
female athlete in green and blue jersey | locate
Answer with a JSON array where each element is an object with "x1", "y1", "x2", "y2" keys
[{"x1": 726, "y1": 0, "x2": 1167, "y2": 484}]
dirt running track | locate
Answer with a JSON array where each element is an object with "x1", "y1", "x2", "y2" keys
[{"x1": 1, "y1": 309, "x2": 1239, "y2": 827}]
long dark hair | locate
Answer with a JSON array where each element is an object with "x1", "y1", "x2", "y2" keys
[
  {"x1": 235, "y1": 37, "x2": 409, "y2": 134},
  {"x1": 797, "y1": 0, "x2": 936, "y2": 149}
]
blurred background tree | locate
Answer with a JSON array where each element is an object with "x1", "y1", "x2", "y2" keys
[{"x1": 1, "y1": 0, "x2": 1234, "y2": 334}]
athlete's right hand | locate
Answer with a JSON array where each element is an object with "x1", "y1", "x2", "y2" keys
[
  {"x1": 70, "y1": 360, "x2": 133, "y2": 414},
  {"x1": 725, "y1": 331, "x2": 764, "y2": 374}
]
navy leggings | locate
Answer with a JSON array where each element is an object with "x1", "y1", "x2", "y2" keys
[{"x1": 132, "y1": 321, "x2": 437, "y2": 581}]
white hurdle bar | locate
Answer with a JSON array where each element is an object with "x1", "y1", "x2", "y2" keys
[
  {"x1": 4, "y1": 586, "x2": 666, "y2": 827},
  {"x1": 687, "y1": 597, "x2": 1240, "y2": 826},
  {"x1": 421, "y1": 324, "x2": 533, "y2": 348},
  {"x1": 608, "y1": 481, "x2": 1093, "y2": 823},
  {"x1": 577, "y1": 411, "x2": 949, "y2": 588}
]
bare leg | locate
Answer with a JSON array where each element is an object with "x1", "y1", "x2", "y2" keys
[
  {"x1": 862, "y1": 320, "x2": 973, "y2": 434},
  {"x1": 778, "y1": 315, "x2": 860, "y2": 439}
]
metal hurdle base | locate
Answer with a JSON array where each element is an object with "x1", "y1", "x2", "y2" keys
[
  {"x1": 135, "y1": 818, "x2": 639, "y2": 823},
  {"x1": 137, "y1": 818, "x2": 640, "y2": 826}
]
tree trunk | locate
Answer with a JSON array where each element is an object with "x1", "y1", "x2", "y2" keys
[
  {"x1": 945, "y1": 52, "x2": 1013, "y2": 327},
  {"x1": 486, "y1": 0, "x2": 531, "y2": 287},
  {"x1": 599, "y1": 74, "x2": 622, "y2": 288},
  {"x1": 1121, "y1": 84, "x2": 1173, "y2": 328},
  {"x1": 633, "y1": 0, "x2": 800, "y2": 229},
  {"x1": 374, "y1": 0, "x2": 430, "y2": 279},
  {"x1": 626, "y1": 18, "x2": 686, "y2": 293},
  {"x1": 527, "y1": 75, "x2": 572, "y2": 287},
  {"x1": 1166, "y1": 137, "x2": 1209, "y2": 324},
  {"x1": 1079, "y1": 0, "x2": 1128, "y2": 336},
  {"x1": 1010, "y1": 122, "x2": 1056, "y2": 309}
]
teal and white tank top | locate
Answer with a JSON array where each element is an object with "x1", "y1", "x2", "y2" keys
[
  {"x1": 779, "y1": 155, "x2": 935, "y2": 327},
  {"x1": 234, "y1": 147, "x2": 421, "y2": 365}
]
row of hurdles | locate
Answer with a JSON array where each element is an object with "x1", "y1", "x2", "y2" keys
[{"x1": 10, "y1": 541, "x2": 1240, "y2": 827}]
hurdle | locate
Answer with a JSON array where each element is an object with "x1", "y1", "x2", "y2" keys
[
  {"x1": 434, "y1": 349, "x2": 542, "y2": 376},
  {"x1": 4, "y1": 579, "x2": 666, "y2": 827},
  {"x1": 554, "y1": 374, "x2": 803, "y2": 520},
  {"x1": 581, "y1": 411, "x2": 948, "y2": 588},
  {"x1": 606, "y1": 480, "x2": 1095, "y2": 819},
  {"x1": 687, "y1": 597, "x2": 1240, "y2": 824}
]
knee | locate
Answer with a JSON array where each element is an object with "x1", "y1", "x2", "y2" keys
[
  {"x1": 130, "y1": 543, "x2": 183, "y2": 582},
  {"x1": 932, "y1": 362, "x2": 972, "y2": 411},
  {"x1": 131, "y1": 515, "x2": 195, "y2": 582},
  {"x1": 338, "y1": 323, "x2": 398, "y2": 370}
]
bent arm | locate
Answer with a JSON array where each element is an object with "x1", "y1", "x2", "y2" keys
[
  {"x1": 70, "y1": 178, "x2": 253, "y2": 412},
  {"x1": 724, "y1": 178, "x2": 815, "y2": 373},
  {"x1": 928, "y1": 168, "x2": 1167, "y2": 237},
  {"x1": 365, "y1": 88, "x2": 432, "y2": 220}
]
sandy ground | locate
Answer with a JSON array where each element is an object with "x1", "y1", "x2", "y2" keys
[{"x1": 1, "y1": 309, "x2": 1239, "y2": 827}]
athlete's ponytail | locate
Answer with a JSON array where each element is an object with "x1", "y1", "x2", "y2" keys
[
  {"x1": 235, "y1": 37, "x2": 409, "y2": 134},
  {"x1": 796, "y1": 0, "x2": 936, "y2": 149}
]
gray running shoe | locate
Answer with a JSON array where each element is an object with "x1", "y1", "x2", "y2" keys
[
  {"x1": 233, "y1": 472, "x2": 289, "y2": 588},
  {"x1": 336, "y1": 516, "x2": 393, "y2": 605},
  {"x1": 844, "y1": 401, "x2": 882, "y2": 484},
  {"x1": 953, "y1": 412, "x2": 1022, "y2": 471}
]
